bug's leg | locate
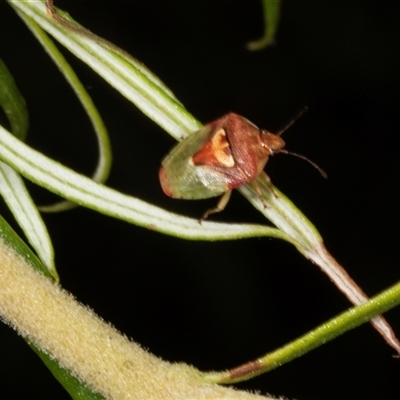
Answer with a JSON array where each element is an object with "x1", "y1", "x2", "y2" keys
[{"x1": 200, "y1": 190, "x2": 232, "y2": 223}]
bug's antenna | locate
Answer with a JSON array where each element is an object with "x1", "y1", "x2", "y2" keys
[
  {"x1": 276, "y1": 106, "x2": 309, "y2": 137},
  {"x1": 280, "y1": 149, "x2": 327, "y2": 178}
]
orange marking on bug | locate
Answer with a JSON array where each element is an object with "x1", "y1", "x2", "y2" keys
[{"x1": 191, "y1": 128, "x2": 235, "y2": 168}]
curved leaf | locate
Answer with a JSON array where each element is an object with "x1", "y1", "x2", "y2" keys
[{"x1": 21, "y1": 17, "x2": 112, "y2": 212}]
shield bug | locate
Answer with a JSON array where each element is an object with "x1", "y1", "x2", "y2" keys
[{"x1": 159, "y1": 112, "x2": 325, "y2": 220}]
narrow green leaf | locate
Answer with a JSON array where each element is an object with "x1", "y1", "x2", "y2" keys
[
  {"x1": 0, "y1": 58, "x2": 28, "y2": 140},
  {"x1": 9, "y1": 0, "x2": 200, "y2": 141},
  {"x1": 0, "y1": 164, "x2": 58, "y2": 280},
  {"x1": 247, "y1": 0, "x2": 282, "y2": 51},
  {"x1": 0, "y1": 214, "x2": 52, "y2": 279},
  {"x1": 0, "y1": 123, "x2": 295, "y2": 244},
  {"x1": 30, "y1": 344, "x2": 105, "y2": 400}
]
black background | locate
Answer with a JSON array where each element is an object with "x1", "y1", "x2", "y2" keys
[{"x1": 1, "y1": 1, "x2": 400, "y2": 399}]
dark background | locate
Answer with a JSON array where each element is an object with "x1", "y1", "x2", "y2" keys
[{"x1": 1, "y1": 1, "x2": 400, "y2": 399}]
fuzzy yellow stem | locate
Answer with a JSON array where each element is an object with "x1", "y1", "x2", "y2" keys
[{"x1": 0, "y1": 237, "x2": 276, "y2": 399}]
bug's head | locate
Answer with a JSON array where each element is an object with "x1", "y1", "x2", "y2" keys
[
  {"x1": 259, "y1": 111, "x2": 327, "y2": 178},
  {"x1": 260, "y1": 131, "x2": 286, "y2": 156}
]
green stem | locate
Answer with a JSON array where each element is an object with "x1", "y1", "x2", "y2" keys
[{"x1": 204, "y1": 279, "x2": 400, "y2": 383}]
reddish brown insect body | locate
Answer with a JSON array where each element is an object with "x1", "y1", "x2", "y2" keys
[{"x1": 159, "y1": 113, "x2": 286, "y2": 220}]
